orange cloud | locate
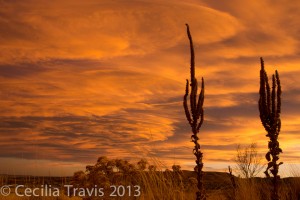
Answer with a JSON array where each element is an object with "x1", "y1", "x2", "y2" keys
[
  {"x1": 0, "y1": 0, "x2": 300, "y2": 176},
  {"x1": 0, "y1": 0, "x2": 241, "y2": 63}
]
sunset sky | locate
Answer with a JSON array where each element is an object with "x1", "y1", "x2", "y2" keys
[{"x1": 0, "y1": 0, "x2": 299, "y2": 176}]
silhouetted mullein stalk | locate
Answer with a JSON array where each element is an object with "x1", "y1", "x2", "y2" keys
[
  {"x1": 258, "y1": 57, "x2": 283, "y2": 200},
  {"x1": 183, "y1": 24, "x2": 206, "y2": 200}
]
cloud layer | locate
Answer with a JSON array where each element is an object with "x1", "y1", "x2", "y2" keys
[{"x1": 0, "y1": 0, "x2": 299, "y2": 176}]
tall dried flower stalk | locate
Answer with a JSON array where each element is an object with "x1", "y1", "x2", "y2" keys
[
  {"x1": 183, "y1": 24, "x2": 206, "y2": 200},
  {"x1": 258, "y1": 57, "x2": 283, "y2": 200}
]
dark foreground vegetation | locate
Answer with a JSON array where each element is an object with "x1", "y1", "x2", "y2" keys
[{"x1": 1, "y1": 156, "x2": 299, "y2": 200}]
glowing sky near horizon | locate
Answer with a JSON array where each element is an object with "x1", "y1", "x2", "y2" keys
[{"x1": 0, "y1": 0, "x2": 300, "y2": 176}]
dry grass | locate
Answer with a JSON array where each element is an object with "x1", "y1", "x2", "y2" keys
[{"x1": 1, "y1": 165, "x2": 300, "y2": 200}]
